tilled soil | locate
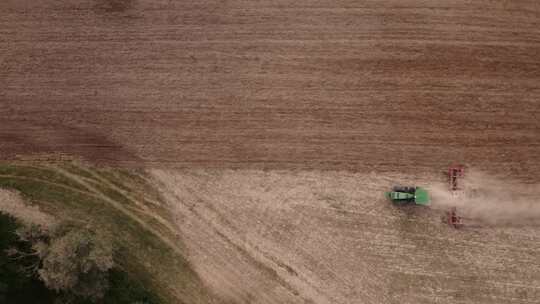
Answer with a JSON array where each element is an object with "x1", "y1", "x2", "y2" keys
[{"x1": 1, "y1": 1, "x2": 540, "y2": 179}]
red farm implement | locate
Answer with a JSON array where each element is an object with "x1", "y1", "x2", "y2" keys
[
  {"x1": 446, "y1": 165, "x2": 465, "y2": 228},
  {"x1": 446, "y1": 207, "x2": 463, "y2": 228},
  {"x1": 448, "y1": 164, "x2": 465, "y2": 191}
]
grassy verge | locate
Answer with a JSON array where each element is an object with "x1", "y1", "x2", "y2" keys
[{"x1": 0, "y1": 162, "x2": 215, "y2": 304}]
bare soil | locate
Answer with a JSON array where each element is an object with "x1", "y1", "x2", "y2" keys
[
  {"x1": 2, "y1": 1, "x2": 540, "y2": 303},
  {"x1": 1, "y1": 0, "x2": 540, "y2": 179}
]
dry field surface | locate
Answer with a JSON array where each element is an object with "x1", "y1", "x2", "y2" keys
[
  {"x1": 152, "y1": 169, "x2": 540, "y2": 304},
  {"x1": 2, "y1": 0, "x2": 540, "y2": 303}
]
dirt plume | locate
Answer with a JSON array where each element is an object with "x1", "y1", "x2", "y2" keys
[{"x1": 429, "y1": 169, "x2": 540, "y2": 226}]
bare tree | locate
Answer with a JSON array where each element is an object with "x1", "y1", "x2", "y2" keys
[{"x1": 38, "y1": 223, "x2": 114, "y2": 302}]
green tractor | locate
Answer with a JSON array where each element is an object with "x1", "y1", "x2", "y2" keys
[{"x1": 386, "y1": 186, "x2": 430, "y2": 206}]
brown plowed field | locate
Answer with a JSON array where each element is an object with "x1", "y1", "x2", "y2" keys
[{"x1": 1, "y1": 0, "x2": 540, "y2": 179}]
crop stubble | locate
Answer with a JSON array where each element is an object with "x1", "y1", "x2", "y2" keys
[{"x1": 153, "y1": 169, "x2": 540, "y2": 304}]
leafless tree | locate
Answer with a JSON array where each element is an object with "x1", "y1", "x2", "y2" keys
[{"x1": 38, "y1": 223, "x2": 115, "y2": 301}]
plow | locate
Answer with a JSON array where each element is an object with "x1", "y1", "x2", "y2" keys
[{"x1": 446, "y1": 164, "x2": 465, "y2": 228}]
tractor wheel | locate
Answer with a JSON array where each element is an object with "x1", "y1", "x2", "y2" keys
[
  {"x1": 392, "y1": 186, "x2": 406, "y2": 192},
  {"x1": 392, "y1": 186, "x2": 416, "y2": 194},
  {"x1": 405, "y1": 187, "x2": 416, "y2": 194}
]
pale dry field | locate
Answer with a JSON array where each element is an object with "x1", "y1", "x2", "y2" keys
[{"x1": 152, "y1": 169, "x2": 540, "y2": 304}]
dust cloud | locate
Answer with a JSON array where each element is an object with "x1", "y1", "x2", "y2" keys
[{"x1": 428, "y1": 169, "x2": 540, "y2": 226}]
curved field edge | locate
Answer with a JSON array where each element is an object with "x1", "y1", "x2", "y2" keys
[{"x1": 0, "y1": 161, "x2": 215, "y2": 304}]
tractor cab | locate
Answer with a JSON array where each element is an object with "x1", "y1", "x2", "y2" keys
[{"x1": 386, "y1": 186, "x2": 430, "y2": 205}]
